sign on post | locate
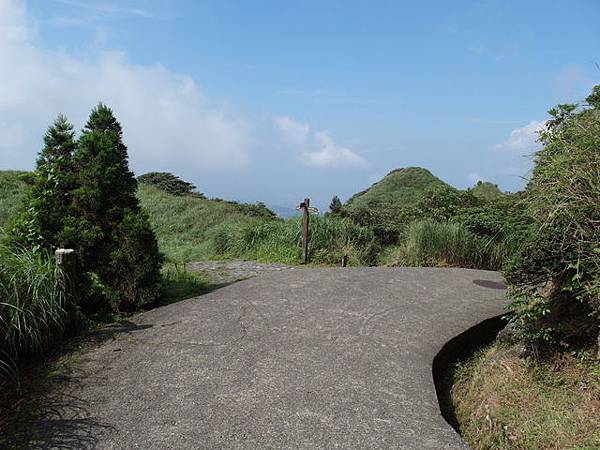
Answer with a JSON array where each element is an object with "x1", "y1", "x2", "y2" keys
[{"x1": 296, "y1": 198, "x2": 318, "y2": 264}]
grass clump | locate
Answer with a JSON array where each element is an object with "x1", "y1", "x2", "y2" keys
[
  {"x1": 0, "y1": 245, "x2": 67, "y2": 383},
  {"x1": 390, "y1": 220, "x2": 506, "y2": 270},
  {"x1": 450, "y1": 343, "x2": 600, "y2": 450}
]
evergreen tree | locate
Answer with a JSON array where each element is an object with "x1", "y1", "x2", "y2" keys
[
  {"x1": 65, "y1": 104, "x2": 162, "y2": 311},
  {"x1": 329, "y1": 195, "x2": 343, "y2": 214},
  {"x1": 8, "y1": 115, "x2": 76, "y2": 249}
]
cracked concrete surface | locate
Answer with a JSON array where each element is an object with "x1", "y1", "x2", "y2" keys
[{"x1": 28, "y1": 267, "x2": 506, "y2": 449}]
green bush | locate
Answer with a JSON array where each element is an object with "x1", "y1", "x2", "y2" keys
[
  {"x1": 390, "y1": 220, "x2": 505, "y2": 270},
  {"x1": 454, "y1": 193, "x2": 532, "y2": 246},
  {"x1": 345, "y1": 202, "x2": 420, "y2": 245},
  {"x1": 138, "y1": 172, "x2": 202, "y2": 197},
  {"x1": 101, "y1": 209, "x2": 163, "y2": 311},
  {"x1": 0, "y1": 245, "x2": 67, "y2": 382},
  {"x1": 416, "y1": 185, "x2": 480, "y2": 222},
  {"x1": 506, "y1": 87, "x2": 600, "y2": 344}
]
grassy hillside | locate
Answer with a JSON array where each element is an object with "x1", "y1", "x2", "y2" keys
[
  {"x1": 137, "y1": 183, "x2": 269, "y2": 262},
  {"x1": 0, "y1": 171, "x2": 31, "y2": 229},
  {"x1": 345, "y1": 167, "x2": 449, "y2": 209}
]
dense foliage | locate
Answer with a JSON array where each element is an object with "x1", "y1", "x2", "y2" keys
[
  {"x1": 506, "y1": 86, "x2": 600, "y2": 345},
  {"x1": 329, "y1": 195, "x2": 343, "y2": 214},
  {"x1": 468, "y1": 180, "x2": 504, "y2": 202}
]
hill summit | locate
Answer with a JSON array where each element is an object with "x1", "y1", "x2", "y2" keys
[{"x1": 345, "y1": 167, "x2": 449, "y2": 209}]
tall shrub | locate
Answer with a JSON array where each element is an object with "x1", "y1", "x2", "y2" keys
[{"x1": 506, "y1": 86, "x2": 600, "y2": 344}]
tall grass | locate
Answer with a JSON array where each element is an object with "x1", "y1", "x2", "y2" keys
[
  {"x1": 212, "y1": 214, "x2": 377, "y2": 265},
  {"x1": 390, "y1": 220, "x2": 507, "y2": 270},
  {"x1": 0, "y1": 245, "x2": 66, "y2": 384},
  {"x1": 137, "y1": 183, "x2": 265, "y2": 262}
]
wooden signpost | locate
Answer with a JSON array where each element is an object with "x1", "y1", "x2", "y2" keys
[{"x1": 296, "y1": 198, "x2": 318, "y2": 264}]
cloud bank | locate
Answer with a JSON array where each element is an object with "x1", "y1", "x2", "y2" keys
[
  {"x1": 0, "y1": 0, "x2": 251, "y2": 173},
  {"x1": 274, "y1": 116, "x2": 367, "y2": 169},
  {"x1": 494, "y1": 120, "x2": 546, "y2": 153}
]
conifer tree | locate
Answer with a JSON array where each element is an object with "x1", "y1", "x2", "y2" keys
[
  {"x1": 329, "y1": 195, "x2": 343, "y2": 214},
  {"x1": 67, "y1": 104, "x2": 161, "y2": 311},
  {"x1": 8, "y1": 115, "x2": 76, "y2": 249}
]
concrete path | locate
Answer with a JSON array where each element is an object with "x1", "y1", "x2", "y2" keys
[{"x1": 30, "y1": 267, "x2": 506, "y2": 449}]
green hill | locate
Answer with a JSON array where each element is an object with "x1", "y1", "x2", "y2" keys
[
  {"x1": 345, "y1": 167, "x2": 450, "y2": 209},
  {"x1": 137, "y1": 183, "x2": 271, "y2": 262},
  {"x1": 468, "y1": 181, "x2": 504, "y2": 201}
]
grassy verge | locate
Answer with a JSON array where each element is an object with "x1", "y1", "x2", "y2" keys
[
  {"x1": 389, "y1": 220, "x2": 508, "y2": 270},
  {"x1": 449, "y1": 342, "x2": 600, "y2": 450}
]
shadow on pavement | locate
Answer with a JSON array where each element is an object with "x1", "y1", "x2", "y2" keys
[{"x1": 0, "y1": 372, "x2": 115, "y2": 450}]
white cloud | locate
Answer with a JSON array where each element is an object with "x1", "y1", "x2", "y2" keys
[
  {"x1": 494, "y1": 120, "x2": 545, "y2": 153},
  {"x1": 274, "y1": 116, "x2": 309, "y2": 144},
  {"x1": 274, "y1": 115, "x2": 367, "y2": 169},
  {"x1": 302, "y1": 131, "x2": 367, "y2": 169},
  {"x1": 0, "y1": 0, "x2": 251, "y2": 172},
  {"x1": 0, "y1": 0, "x2": 33, "y2": 42}
]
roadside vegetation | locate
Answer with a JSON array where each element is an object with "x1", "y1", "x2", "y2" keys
[{"x1": 442, "y1": 86, "x2": 600, "y2": 449}]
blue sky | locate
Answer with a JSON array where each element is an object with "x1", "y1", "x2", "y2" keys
[{"x1": 1, "y1": 0, "x2": 598, "y2": 209}]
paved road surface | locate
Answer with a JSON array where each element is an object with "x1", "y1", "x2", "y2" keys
[{"x1": 27, "y1": 267, "x2": 506, "y2": 449}]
